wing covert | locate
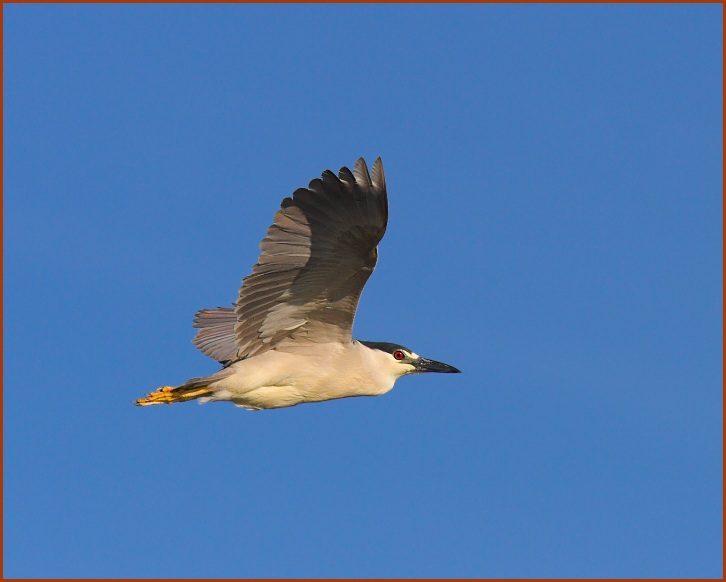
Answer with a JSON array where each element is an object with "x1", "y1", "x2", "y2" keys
[{"x1": 228, "y1": 157, "x2": 388, "y2": 361}]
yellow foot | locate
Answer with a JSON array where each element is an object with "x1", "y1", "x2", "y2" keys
[
  {"x1": 134, "y1": 386, "x2": 177, "y2": 406},
  {"x1": 134, "y1": 385, "x2": 211, "y2": 406}
]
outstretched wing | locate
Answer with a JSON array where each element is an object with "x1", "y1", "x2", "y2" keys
[
  {"x1": 192, "y1": 306, "x2": 237, "y2": 364},
  {"x1": 192, "y1": 157, "x2": 388, "y2": 364}
]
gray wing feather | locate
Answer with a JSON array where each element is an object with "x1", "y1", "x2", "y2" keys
[
  {"x1": 191, "y1": 157, "x2": 388, "y2": 365},
  {"x1": 233, "y1": 157, "x2": 388, "y2": 361},
  {"x1": 192, "y1": 307, "x2": 238, "y2": 363}
]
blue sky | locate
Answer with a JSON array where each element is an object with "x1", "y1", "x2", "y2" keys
[{"x1": 3, "y1": 3, "x2": 722, "y2": 578}]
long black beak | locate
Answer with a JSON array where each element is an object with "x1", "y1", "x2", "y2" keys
[{"x1": 414, "y1": 357, "x2": 461, "y2": 374}]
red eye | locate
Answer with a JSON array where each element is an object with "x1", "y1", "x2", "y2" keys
[{"x1": 393, "y1": 350, "x2": 405, "y2": 361}]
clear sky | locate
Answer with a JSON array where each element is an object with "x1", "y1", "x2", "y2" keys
[{"x1": 3, "y1": 3, "x2": 722, "y2": 578}]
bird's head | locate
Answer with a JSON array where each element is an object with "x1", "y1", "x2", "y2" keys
[{"x1": 359, "y1": 341, "x2": 461, "y2": 378}]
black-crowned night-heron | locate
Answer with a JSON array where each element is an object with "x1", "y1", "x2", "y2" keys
[{"x1": 135, "y1": 157, "x2": 460, "y2": 410}]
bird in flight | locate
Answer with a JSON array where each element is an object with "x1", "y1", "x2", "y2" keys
[{"x1": 135, "y1": 157, "x2": 460, "y2": 410}]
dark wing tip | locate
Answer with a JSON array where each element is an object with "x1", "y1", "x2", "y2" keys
[
  {"x1": 353, "y1": 157, "x2": 372, "y2": 188},
  {"x1": 338, "y1": 165, "x2": 357, "y2": 186},
  {"x1": 371, "y1": 157, "x2": 385, "y2": 192},
  {"x1": 352, "y1": 157, "x2": 385, "y2": 193}
]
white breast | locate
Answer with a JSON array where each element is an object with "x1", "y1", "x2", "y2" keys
[{"x1": 204, "y1": 341, "x2": 398, "y2": 409}]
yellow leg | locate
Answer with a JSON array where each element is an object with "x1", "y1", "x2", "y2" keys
[{"x1": 134, "y1": 385, "x2": 211, "y2": 406}]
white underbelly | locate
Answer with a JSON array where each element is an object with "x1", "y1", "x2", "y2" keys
[
  {"x1": 205, "y1": 345, "x2": 396, "y2": 410},
  {"x1": 219, "y1": 384, "x2": 359, "y2": 410}
]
